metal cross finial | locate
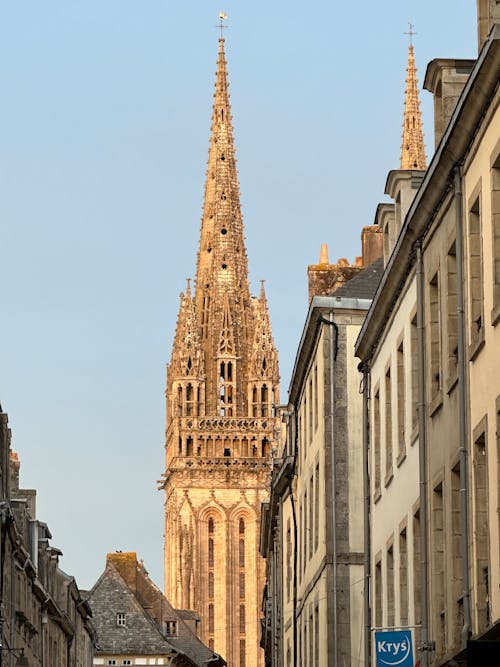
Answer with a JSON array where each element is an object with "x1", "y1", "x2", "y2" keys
[
  {"x1": 405, "y1": 22, "x2": 417, "y2": 45},
  {"x1": 216, "y1": 12, "x2": 228, "y2": 39}
]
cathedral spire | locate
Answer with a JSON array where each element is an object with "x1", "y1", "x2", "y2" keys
[
  {"x1": 400, "y1": 31, "x2": 427, "y2": 170},
  {"x1": 195, "y1": 37, "x2": 250, "y2": 312}
]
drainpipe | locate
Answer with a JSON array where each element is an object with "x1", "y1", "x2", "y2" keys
[
  {"x1": 416, "y1": 241, "x2": 430, "y2": 666},
  {"x1": 321, "y1": 313, "x2": 338, "y2": 667},
  {"x1": 454, "y1": 167, "x2": 472, "y2": 644},
  {"x1": 360, "y1": 363, "x2": 371, "y2": 667}
]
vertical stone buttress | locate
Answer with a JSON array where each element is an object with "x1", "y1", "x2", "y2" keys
[
  {"x1": 161, "y1": 38, "x2": 280, "y2": 667},
  {"x1": 400, "y1": 42, "x2": 427, "y2": 171}
]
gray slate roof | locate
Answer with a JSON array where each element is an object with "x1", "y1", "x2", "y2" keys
[
  {"x1": 87, "y1": 561, "x2": 225, "y2": 666},
  {"x1": 87, "y1": 566, "x2": 175, "y2": 656},
  {"x1": 330, "y1": 257, "x2": 384, "y2": 300}
]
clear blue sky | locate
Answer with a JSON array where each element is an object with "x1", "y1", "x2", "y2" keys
[{"x1": 0, "y1": 2, "x2": 477, "y2": 590}]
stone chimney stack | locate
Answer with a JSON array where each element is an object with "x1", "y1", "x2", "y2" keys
[
  {"x1": 423, "y1": 59, "x2": 475, "y2": 149},
  {"x1": 477, "y1": 0, "x2": 500, "y2": 51},
  {"x1": 361, "y1": 226, "x2": 383, "y2": 267},
  {"x1": 107, "y1": 552, "x2": 138, "y2": 593},
  {"x1": 307, "y1": 245, "x2": 363, "y2": 302}
]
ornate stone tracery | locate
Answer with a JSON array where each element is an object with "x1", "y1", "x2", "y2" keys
[{"x1": 161, "y1": 37, "x2": 279, "y2": 667}]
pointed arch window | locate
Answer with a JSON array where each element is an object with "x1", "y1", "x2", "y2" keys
[
  {"x1": 219, "y1": 361, "x2": 235, "y2": 417},
  {"x1": 186, "y1": 383, "x2": 194, "y2": 416},
  {"x1": 261, "y1": 384, "x2": 269, "y2": 417},
  {"x1": 239, "y1": 538, "x2": 245, "y2": 568}
]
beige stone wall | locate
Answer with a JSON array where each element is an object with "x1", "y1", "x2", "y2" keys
[
  {"x1": 369, "y1": 279, "x2": 421, "y2": 652},
  {"x1": 464, "y1": 101, "x2": 500, "y2": 630}
]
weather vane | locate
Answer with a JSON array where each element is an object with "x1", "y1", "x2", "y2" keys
[
  {"x1": 404, "y1": 22, "x2": 417, "y2": 45},
  {"x1": 217, "y1": 11, "x2": 228, "y2": 38}
]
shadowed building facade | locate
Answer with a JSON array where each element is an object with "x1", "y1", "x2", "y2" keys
[{"x1": 160, "y1": 37, "x2": 279, "y2": 667}]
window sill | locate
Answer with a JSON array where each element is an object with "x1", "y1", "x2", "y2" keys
[
  {"x1": 384, "y1": 470, "x2": 394, "y2": 489},
  {"x1": 429, "y1": 392, "x2": 443, "y2": 418},
  {"x1": 468, "y1": 329, "x2": 485, "y2": 362},
  {"x1": 446, "y1": 373, "x2": 458, "y2": 395},
  {"x1": 491, "y1": 303, "x2": 500, "y2": 327},
  {"x1": 373, "y1": 488, "x2": 382, "y2": 505},
  {"x1": 410, "y1": 425, "x2": 419, "y2": 446},
  {"x1": 397, "y1": 448, "x2": 407, "y2": 468}
]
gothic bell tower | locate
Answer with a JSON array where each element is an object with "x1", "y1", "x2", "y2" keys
[{"x1": 160, "y1": 35, "x2": 279, "y2": 667}]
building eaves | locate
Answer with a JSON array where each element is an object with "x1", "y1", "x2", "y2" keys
[{"x1": 355, "y1": 25, "x2": 500, "y2": 361}]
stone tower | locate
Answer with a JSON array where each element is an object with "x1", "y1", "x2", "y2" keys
[
  {"x1": 160, "y1": 36, "x2": 279, "y2": 667},
  {"x1": 400, "y1": 36, "x2": 427, "y2": 170}
]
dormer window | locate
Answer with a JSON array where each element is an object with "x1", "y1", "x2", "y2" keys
[{"x1": 165, "y1": 620, "x2": 178, "y2": 637}]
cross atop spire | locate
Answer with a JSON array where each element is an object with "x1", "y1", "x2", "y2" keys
[
  {"x1": 216, "y1": 11, "x2": 228, "y2": 39},
  {"x1": 400, "y1": 31, "x2": 427, "y2": 170},
  {"x1": 404, "y1": 22, "x2": 417, "y2": 46}
]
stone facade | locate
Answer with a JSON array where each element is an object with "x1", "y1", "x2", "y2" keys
[
  {"x1": 356, "y1": 15, "x2": 500, "y2": 667},
  {"x1": 160, "y1": 37, "x2": 279, "y2": 667},
  {"x1": 260, "y1": 258, "x2": 382, "y2": 667},
  {"x1": 0, "y1": 408, "x2": 95, "y2": 667}
]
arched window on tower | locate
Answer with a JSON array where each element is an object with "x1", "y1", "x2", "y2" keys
[
  {"x1": 219, "y1": 361, "x2": 235, "y2": 416},
  {"x1": 186, "y1": 384, "x2": 194, "y2": 416},
  {"x1": 177, "y1": 386, "x2": 183, "y2": 416},
  {"x1": 261, "y1": 384, "x2": 269, "y2": 417}
]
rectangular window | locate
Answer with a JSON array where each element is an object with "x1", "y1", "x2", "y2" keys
[
  {"x1": 116, "y1": 613, "x2": 126, "y2": 627},
  {"x1": 309, "y1": 610, "x2": 314, "y2": 667},
  {"x1": 399, "y1": 528, "x2": 408, "y2": 627},
  {"x1": 413, "y1": 510, "x2": 421, "y2": 625},
  {"x1": 432, "y1": 483, "x2": 445, "y2": 656},
  {"x1": 397, "y1": 340, "x2": 406, "y2": 462},
  {"x1": 375, "y1": 559, "x2": 382, "y2": 628},
  {"x1": 239, "y1": 639, "x2": 246, "y2": 667},
  {"x1": 451, "y1": 465, "x2": 463, "y2": 646},
  {"x1": 492, "y1": 155, "x2": 500, "y2": 313},
  {"x1": 387, "y1": 545, "x2": 395, "y2": 628},
  {"x1": 410, "y1": 314, "x2": 418, "y2": 433},
  {"x1": 299, "y1": 502, "x2": 303, "y2": 582},
  {"x1": 314, "y1": 462, "x2": 320, "y2": 552},
  {"x1": 308, "y1": 378, "x2": 313, "y2": 444},
  {"x1": 468, "y1": 193, "x2": 484, "y2": 342},
  {"x1": 303, "y1": 490, "x2": 308, "y2": 569},
  {"x1": 286, "y1": 518, "x2": 292, "y2": 602},
  {"x1": 385, "y1": 366, "x2": 393, "y2": 482},
  {"x1": 447, "y1": 242, "x2": 458, "y2": 382},
  {"x1": 314, "y1": 364, "x2": 318, "y2": 432},
  {"x1": 309, "y1": 475, "x2": 314, "y2": 560},
  {"x1": 429, "y1": 271, "x2": 442, "y2": 403},
  {"x1": 239, "y1": 572, "x2": 245, "y2": 599},
  {"x1": 473, "y1": 419, "x2": 490, "y2": 633},
  {"x1": 314, "y1": 604, "x2": 319, "y2": 667},
  {"x1": 373, "y1": 387, "x2": 381, "y2": 497},
  {"x1": 164, "y1": 620, "x2": 178, "y2": 637}
]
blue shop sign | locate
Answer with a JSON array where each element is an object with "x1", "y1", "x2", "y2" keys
[{"x1": 375, "y1": 630, "x2": 414, "y2": 667}]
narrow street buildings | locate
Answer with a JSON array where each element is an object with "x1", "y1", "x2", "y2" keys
[
  {"x1": 0, "y1": 408, "x2": 95, "y2": 666},
  {"x1": 356, "y1": 15, "x2": 500, "y2": 667},
  {"x1": 260, "y1": 252, "x2": 382, "y2": 666}
]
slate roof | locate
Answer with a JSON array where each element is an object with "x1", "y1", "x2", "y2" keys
[
  {"x1": 87, "y1": 557, "x2": 225, "y2": 666},
  {"x1": 88, "y1": 566, "x2": 175, "y2": 656},
  {"x1": 329, "y1": 257, "x2": 384, "y2": 300}
]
